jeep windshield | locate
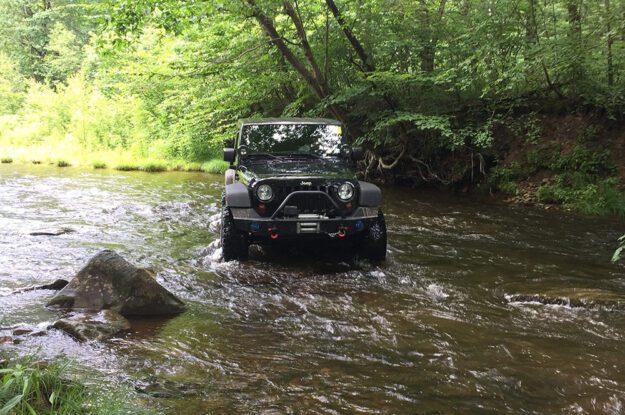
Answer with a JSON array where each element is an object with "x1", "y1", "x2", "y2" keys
[{"x1": 240, "y1": 123, "x2": 343, "y2": 159}]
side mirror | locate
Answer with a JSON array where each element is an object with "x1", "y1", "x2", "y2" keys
[
  {"x1": 351, "y1": 147, "x2": 365, "y2": 161},
  {"x1": 223, "y1": 148, "x2": 236, "y2": 163}
]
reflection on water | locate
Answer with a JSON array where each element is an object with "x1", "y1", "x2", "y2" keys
[{"x1": 1, "y1": 164, "x2": 624, "y2": 414}]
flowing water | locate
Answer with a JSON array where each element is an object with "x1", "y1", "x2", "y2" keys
[{"x1": 1, "y1": 164, "x2": 624, "y2": 414}]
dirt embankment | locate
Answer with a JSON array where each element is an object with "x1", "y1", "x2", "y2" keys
[{"x1": 478, "y1": 112, "x2": 625, "y2": 211}]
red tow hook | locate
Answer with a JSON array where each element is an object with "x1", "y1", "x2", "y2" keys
[
  {"x1": 268, "y1": 228, "x2": 279, "y2": 239},
  {"x1": 337, "y1": 226, "x2": 348, "y2": 238}
]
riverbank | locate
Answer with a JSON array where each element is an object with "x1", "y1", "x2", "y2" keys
[
  {"x1": 3, "y1": 111, "x2": 625, "y2": 218},
  {"x1": 0, "y1": 146, "x2": 229, "y2": 174}
]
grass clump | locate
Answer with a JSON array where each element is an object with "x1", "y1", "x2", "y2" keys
[
  {"x1": 113, "y1": 163, "x2": 140, "y2": 171},
  {"x1": 0, "y1": 359, "x2": 84, "y2": 414},
  {"x1": 0, "y1": 358, "x2": 158, "y2": 415},
  {"x1": 0, "y1": 157, "x2": 12, "y2": 164},
  {"x1": 139, "y1": 161, "x2": 167, "y2": 172},
  {"x1": 201, "y1": 159, "x2": 229, "y2": 174},
  {"x1": 92, "y1": 161, "x2": 107, "y2": 169},
  {"x1": 56, "y1": 160, "x2": 71, "y2": 168},
  {"x1": 184, "y1": 162, "x2": 203, "y2": 172}
]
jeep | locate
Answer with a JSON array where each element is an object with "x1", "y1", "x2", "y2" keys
[{"x1": 221, "y1": 118, "x2": 387, "y2": 261}]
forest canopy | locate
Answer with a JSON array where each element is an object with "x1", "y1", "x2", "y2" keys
[{"x1": 0, "y1": 0, "x2": 623, "y2": 176}]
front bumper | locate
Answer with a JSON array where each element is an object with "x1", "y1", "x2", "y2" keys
[{"x1": 230, "y1": 206, "x2": 379, "y2": 239}]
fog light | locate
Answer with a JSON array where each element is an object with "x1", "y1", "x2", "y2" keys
[
  {"x1": 355, "y1": 220, "x2": 364, "y2": 231},
  {"x1": 250, "y1": 222, "x2": 261, "y2": 232}
]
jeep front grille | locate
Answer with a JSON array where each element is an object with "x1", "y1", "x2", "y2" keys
[{"x1": 254, "y1": 181, "x2": 356, "y2": 218}]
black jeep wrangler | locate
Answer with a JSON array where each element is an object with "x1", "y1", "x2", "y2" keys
[{"x1": 221, "y1": 118, "x2": 387, "y2": 261}]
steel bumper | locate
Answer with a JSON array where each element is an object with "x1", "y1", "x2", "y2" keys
[{"x1": 230, "y1": 207, "x2": 379, "y2": 238}]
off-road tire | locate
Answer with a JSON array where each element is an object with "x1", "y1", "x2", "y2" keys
[
  {"x1": 221, "y1": 204, "x2": 248, "y2": 261},
  {"x1": 360, "y1": 211, "x2": 387, "y2": 261}
]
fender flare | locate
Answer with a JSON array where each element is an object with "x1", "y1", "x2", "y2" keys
[
  {"x1": 225, "y1": 183, "x2": 252, "y2": 207},
  {"x1": 358, "y1": 181, "x2": 382, "y2": 207}
]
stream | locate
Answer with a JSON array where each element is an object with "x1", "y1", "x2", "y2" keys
[{"x1": 1, "y1": 164, "x2": 624, "y2": 414}]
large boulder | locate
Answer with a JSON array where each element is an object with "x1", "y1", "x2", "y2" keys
[{"x1": 46, "y1": 250, "x2": 186, "y2": 316}]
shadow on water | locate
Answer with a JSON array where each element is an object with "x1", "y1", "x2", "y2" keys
[{"x1": 1, "y1": 164, "x2": 625, "y2": 414}]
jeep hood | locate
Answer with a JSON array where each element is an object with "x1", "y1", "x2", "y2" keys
[{"x1": 241, "y1": 160, "x2": 356, "y2": 181}]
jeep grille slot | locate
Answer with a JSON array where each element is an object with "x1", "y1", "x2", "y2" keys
[{"x1": 287, "y1": 193, "x2": 334, "y2": 216}]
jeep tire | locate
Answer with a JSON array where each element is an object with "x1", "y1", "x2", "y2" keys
[
  {"x1": 221, "y1": 204, "x2": 249, "y2": 261},
  {"x1": 360, "y1": 211, "x2": 387, "y2": 261}
]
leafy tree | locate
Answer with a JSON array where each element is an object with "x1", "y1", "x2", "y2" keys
[{"x1": 0, "y1": 53, "x2": 26, "y2": 114}]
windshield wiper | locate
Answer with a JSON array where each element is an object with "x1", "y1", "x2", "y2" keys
[
  {"x1": 278, "y1": 153, "x2": 324, "y2": 160},
  {"x1": 242, "y1": 153, "x2": 278, "y2": 160}
]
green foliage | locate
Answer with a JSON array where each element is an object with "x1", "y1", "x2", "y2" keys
[
  {"x1": 537, "y1": 174, "x2": 625, "y2": 216},
  {"x1": 488, "y1": 163, "x2": 524, "y2": 195},
  {"x1": 508, "y1": 113, "x2": 542, "y2": 145},
  {"x1": 0, "y1": 157, "x2": 12, "y2": 164},
  {"x1": 92, "y1": 161, "x2": 107, "y2": 169},
  {"x1": 549, "y1": 147, "x2": 614, "y2": 175},
  {"x1": 56, "y1": 160, "x2": 71, "y2": 167},
  {"x1": 0, "y1": 53, "x2": 26, "y2": 114}
]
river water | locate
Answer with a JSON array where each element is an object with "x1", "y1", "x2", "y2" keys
[{"x1": 1, "y1": 164, "x2": 624, "y2": 414}]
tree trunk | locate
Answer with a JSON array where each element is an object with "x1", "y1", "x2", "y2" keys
[
  {"x1": 419, "y1": 0, "x2": 446, "y2": 73},
  {"x1": 567, "y1": 0, "x2": 583, "y2": 95},
  {"x1": 282, "y1": 1, "x2": 329, "y2": 96},
  {"x1": 526, "y1": 0, "x2": 539, "y2": 44},
  {"x1": 605, "y1": 0, "x2": 615, "y2": 86},
  {"x1": 245, "y1": 0, "x2": 348, "y2": 124},
  {"x1": 325, "y1": 0, "x2": 375, "y2": 72}
]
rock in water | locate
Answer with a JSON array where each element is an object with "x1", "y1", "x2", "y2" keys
[
  {"x1": 29, "y1": 227, "x2": 75, "y2": 236},
  {"x1": 46, "y1": 250, "x2": 186, "y2": 316},
  {"x1": 52, "y1": 310, "x2": 131, "y2": 342}
]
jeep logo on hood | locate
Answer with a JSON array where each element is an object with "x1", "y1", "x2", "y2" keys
[{"x1": 300, "y1": 181, "x2": 312, "y2": 186}]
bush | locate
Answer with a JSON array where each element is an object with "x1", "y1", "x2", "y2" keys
[
  {"x1": 92, "y1": 161, "x2": 107, "y2": 169},
  {"x1": 0, "y1": 157, "x2": 12, "y2": 163},
  {"x1": 488, "y1": 163, "x2": 523, "y2": 195},
  {"x1": 536, "y1": 174, "x2": 625, "y2": 216},
  {"x1": 56, "y1": 159, "x2": 70, "y2": 167}
]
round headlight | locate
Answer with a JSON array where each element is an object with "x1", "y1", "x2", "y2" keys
[
  {"x1": 337, "y1": 182, "x2": 355, "y2": 201},
  {"x1": 256, "y1": 184, "x2": 273, "y2": 201}
]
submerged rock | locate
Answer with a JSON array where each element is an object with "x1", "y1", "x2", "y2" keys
[
  {"x1": 46, "y1": 250, "x2": 186, "y2": 316},
  {"x1": 134, "y1": 376, "x2": 202, "y2": 398},
  {"x1": 12, "y1": 279, "x2": 68, "y2": 294},
  {"x1": 51, "y1": 310, "x2": 131, "y2": 342},
  {"x1": 29, "y1": 227, "x2": 75, "y2": 236},
  {"x1": 506, "y1": 288, "x2": 625, "y2": 310}
]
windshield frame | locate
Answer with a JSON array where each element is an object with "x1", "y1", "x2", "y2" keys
[{"x1": 237, "y1": 122, "x2": 346, "y2": 161}]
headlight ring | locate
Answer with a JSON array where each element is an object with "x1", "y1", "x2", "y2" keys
[
  {"x1": 337, "y1": 182, "x2": 355, "y2": 201},
  {"x1": 256, "y1": 184, "x2": 274, "y2": 202}
]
